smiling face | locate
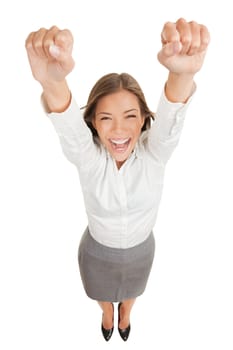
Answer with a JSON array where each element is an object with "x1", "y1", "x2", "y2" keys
[{"x1": 93, "y1": 89, "x2": 145, "y2": 169}]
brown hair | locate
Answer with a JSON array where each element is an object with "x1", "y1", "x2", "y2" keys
[{"x1": 82, "y1": 73, "x2": 154, "y2": 137}]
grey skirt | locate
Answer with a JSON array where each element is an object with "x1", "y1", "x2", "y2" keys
[{"x1": 78, "y1": 228, "x2": 155, "y2": 302}]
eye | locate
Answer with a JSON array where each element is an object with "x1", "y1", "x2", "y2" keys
[
  {"x1": 100, "y1": 116, "x2": 112, "y2": 121},
  {"x1": 126, "y1": 114, "x2": 137, "y2": 119}
]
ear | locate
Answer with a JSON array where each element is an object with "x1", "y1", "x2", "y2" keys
[
  {"x1": 91, "y1": 118, "x2": 96, "y2": 129},
  {"x1": 141, "y1": 114, "x2": 145, "y2": 128}
]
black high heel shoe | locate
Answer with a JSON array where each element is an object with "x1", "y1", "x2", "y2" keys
[
  {"x1": 118, "y1": 302, "x2": 131, "y2": 341},
  {"x1": 101, "y1": 303, "x2": 114, "y2": 341}
]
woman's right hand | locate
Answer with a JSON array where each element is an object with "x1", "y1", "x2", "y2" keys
[
  {"x1": 25, "y1": 26, "x2": 75, "y2": 86},
  {"x1": 25, "y1": 26, "x2": 75, "y2": 112}
]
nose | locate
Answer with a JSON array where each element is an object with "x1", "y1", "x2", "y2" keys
[{"x1": 112, "y1": 118, "x2": 125, "y2": 134}]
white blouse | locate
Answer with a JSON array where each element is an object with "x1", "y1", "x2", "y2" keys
[{"x1": 47, "y1": 90, "x2": 193, "y2": 249}]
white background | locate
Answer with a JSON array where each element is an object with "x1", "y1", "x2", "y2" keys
[{"x1": 1, "y1": 0, "x2": 232, "y2": 349}]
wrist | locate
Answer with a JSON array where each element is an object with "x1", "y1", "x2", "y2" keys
[
  {"x1": 165, "y1": 72, "x2": 195, "y2": 103},
  {"x1": 41, "y1": 80, "x2": 71, "y2": 113}
]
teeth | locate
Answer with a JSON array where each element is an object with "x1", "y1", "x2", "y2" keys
[{"x1": 110, "y1": 138, "x2": 129, "y2": 145}]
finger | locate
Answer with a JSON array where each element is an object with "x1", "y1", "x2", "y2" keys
[
  {"x1": 48, "y1": 29, "x2": 74, "y2": 71},
  {"x1": 25, "y1": 31, "x2": 36, "y2": 53},
  {"x1": 51, "y1": 29, "x2": 74, "y2": 58},
  {"x1": 43, "y1": 25, "x2": 61, "y2": 58},
  {"x1": 199, "y1": 24, "x2": 211, "y2": 52},
  {"x1": 187, "y1": 21, "x2": 201, "y2": 56},
  {"x1": 25, "y1": 32, "x2": 39, "y2": 65},
  {"x1": 161, "y1": 21, "x2": 180, "y2": 45},
  {"x1": 30, "y1": 28, "x2": 49, "y2": 58},
  {"x1": 176, "y1": 18, "x2": 192, "y2": 54}
]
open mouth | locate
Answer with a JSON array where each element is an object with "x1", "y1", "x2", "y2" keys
[{"x1": 109, "y1": 138, "x2": 131, "y2": 153}]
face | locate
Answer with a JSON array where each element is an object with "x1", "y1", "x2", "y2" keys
[{"x1": 93, "y1": 89, "x2": 145, "y2": 169}]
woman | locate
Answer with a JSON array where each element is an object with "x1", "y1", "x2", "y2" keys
[{"x1": 25, "y1": 18, "x2": 210, "y2": 341}]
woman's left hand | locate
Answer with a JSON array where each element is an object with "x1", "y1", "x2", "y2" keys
[{"x1": 157, "y1": 18, "x2": 210, "y2": 76}]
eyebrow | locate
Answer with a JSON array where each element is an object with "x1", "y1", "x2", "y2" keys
[
  {"x1": 96, "y1": 112, "x2": 112, "y2": 116},
  {"x1": 124, "y1": 108, "x2": 139, "y2": 114},
  {"x1": 96, "y1": 108, "x2": 139, "y2": 116}
]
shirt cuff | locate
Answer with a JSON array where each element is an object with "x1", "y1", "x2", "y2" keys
[{"x1": 155, "y1": 85, "x2": 196, "y2": 138}]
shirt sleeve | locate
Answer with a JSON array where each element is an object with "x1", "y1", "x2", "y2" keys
[
  {"x1": 146, "y1": 88, "x2": 195, "y2": 165},
  {"x1": 45, "y1": 96, "x2": 100, "y2": 170}
]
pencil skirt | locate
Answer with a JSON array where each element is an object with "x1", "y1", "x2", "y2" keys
[{"x1": 78, "y1": 227, "x2": 155, "y2": 302}]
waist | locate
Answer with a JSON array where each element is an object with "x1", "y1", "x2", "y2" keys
[
  {"x1": 88, "y1": 224, "x2": 153, "y2": 249},
  {"x1": 85, "y1": 227, "x2": 155, "y2": 258},
  {"x1": 87, "y1": 209, "x2": 157, "y2": 249}
]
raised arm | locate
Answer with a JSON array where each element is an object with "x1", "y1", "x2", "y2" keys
[
  {"x1": 25, "y1": 26, "x2": 100, "y2": 171},
  {"x1": 147, "y1": 18, "x2": 210, "y2": 165},
  {"x1": 25, "y1": 26, "x2": 75, "y2": 112},
  {"x1": 157, "y1": 18, "x2": 210, "y2": 102}
]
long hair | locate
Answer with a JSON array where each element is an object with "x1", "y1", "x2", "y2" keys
[{"x1": 82, "y1": 73, "x2": 154, "y2": 137}]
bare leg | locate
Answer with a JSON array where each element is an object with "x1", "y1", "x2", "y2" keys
[
  {"x1": 119, "y1": 298, "x2": 136, "y2": 329},
  {"x1": 98, "y1": 301, "x2": 114, "y2": 330}
]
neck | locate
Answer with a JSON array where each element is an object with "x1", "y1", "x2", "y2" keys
[{"x1": 116, "y1": 160, "x2": 125, "y2": 170}]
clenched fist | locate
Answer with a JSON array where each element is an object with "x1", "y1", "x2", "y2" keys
[
  {"x1": 25, "y1": 26, "x2": 75, "y2": 111},
  {"x1": 25, "y1": 26, "x2": 75, "y2": 86},
  {"x1": 158, "y1": 18, "x2": 210, "y2": 75},
  {"x1": 157, "y1": 18, "x2": 210, "y2": 102}
]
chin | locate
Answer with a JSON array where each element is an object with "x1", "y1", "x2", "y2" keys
[{"x1": 113, "y1": 149, "x2": 133, "y2": 163}]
